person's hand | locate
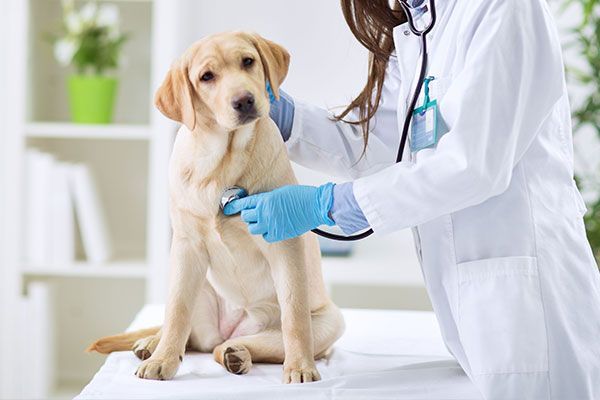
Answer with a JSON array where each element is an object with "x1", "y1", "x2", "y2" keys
[
  {"x1": 223, "y1": 183, "x2": 335, "y2": 243},
  {"x1": 267, "y1": 83, "x2": 294, "y2": 141}
]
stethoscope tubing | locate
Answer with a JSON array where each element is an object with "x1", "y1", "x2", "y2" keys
[{"x1": 310, "y1": 0, "x2": 436, "y2": 242}]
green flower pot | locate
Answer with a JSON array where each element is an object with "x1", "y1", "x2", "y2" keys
[{"x1": 68, "y1": 75, "x2": 118, "y2": 124}]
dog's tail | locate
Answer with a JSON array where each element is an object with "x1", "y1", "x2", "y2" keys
[{"x1": 86, "y1": 326, "x2": 161, "y2": 354}]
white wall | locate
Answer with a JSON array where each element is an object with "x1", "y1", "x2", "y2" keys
[{"x1": 180, "y1": 0, "x2": 368, "y2": 107}]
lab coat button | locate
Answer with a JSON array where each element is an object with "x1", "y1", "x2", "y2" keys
[{"x1": 404, "y1": 30, "x2": 410, "y2": 36}]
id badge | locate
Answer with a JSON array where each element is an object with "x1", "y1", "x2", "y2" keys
[{"x1": 410, "y1": 99, "x2": 438, "y2": 153}]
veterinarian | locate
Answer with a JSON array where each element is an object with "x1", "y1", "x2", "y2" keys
[{"x1": 224, "y1": 0, "x2": 600, "y2": 398}]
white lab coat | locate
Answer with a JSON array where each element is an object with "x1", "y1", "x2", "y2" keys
[{"x1": 286, "y1": 0, "x2": 600, "y2": 398}]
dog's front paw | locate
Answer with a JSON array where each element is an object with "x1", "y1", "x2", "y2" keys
[
  {"x1": 283, "y1": 360, "x2": 321, "y2": 384},
  {"x1": 135, "y1": 355, "x2": 181, "y2": 380}
]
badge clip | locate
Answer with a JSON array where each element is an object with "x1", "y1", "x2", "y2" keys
[{"x1": 410, "y1": 76, "x2": 438, "y2": 153}]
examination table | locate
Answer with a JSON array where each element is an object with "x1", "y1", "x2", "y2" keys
[{"x1": 76, "y1": 305, "x2": 482, "y2": 399}]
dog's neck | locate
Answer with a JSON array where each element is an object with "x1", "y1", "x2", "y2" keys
[{"x1": 184, "y1": 118, "x2": 261, "y2": 186}]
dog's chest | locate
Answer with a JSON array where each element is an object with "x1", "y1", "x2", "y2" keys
[
  {"x1": 168, "y1": 124, "x2": 284, "y2": 308},
  {"x1": 174, "y1": 179, "x2": 222, "y2": 219},
  {"x1": 169, "y1": 130, "x2": 242, "y2": 218},
  {"x1": 204, "y1": 231, "x2": 277, "y2": 308}
]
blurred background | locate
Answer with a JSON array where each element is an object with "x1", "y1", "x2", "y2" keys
[{"x1": 0, "y1": 0, "x2": 598, "y2": 398}]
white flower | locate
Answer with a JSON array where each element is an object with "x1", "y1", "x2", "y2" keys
[
  {"x1": 64, "y1": 11, "x2": 83, "y2": 34},
  {"x1": 79, "y1": 2, "x2": 98, "y2": 25},
  {"x1": 54, "y1": 38, "x2": 79, "y2": 66},
  {"x1": 97, "y1": 4, "x2": 119, "y2": 28}
]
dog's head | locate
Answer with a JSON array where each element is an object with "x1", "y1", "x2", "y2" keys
[{"x1": 155, "y1": 32, "x2": 290, "y2": 132}]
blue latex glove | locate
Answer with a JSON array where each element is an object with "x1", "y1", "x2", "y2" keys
[
  {"x1": 223, "y1": 183, "x2": 335, "y2": 243},
  {"x1": 267, "y1": 83, "x2": 295, "y2": 142}
]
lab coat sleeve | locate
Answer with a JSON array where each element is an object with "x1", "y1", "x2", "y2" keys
[
  {"x1": 353, "y1": 0, "x2": 565, "y2": 234},
  {"x1": 285, "y1": 59, "x2": 401, "y2": 180}
]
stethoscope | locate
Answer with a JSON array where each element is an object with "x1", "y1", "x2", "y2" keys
[{"x1": 221, "y1": 0, "x2": 437, "y2": 242}]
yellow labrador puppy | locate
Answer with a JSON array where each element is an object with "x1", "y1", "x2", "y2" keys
[{"x1": 88, "y1": 32, "x2": 344, "y2": 384}]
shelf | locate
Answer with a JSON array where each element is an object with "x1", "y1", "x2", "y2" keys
[
  {"x1": 21, "y1": 261, "x2": 148, "y2": 294},
  {"x1": 22, "y1": 261, "x2": 147, "y2": 280},
  {"x1": 25, "y1": 122, "x2": 151, "y2": 140}
]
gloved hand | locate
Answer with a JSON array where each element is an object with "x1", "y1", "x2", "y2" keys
[
  {"x1": 223, "y1": 183, "x2": 335, "y2": 243},
  {"x1": 267, "y1": 83, "x2": 295, "y2": 142}
]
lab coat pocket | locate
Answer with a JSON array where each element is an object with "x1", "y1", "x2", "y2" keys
[{"x1": 457, "y1": 256, "x2": 548, "y2": 376}]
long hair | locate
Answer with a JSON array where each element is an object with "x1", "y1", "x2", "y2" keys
[{"x1": 336, "y1": 0, "x2": 406, "y2": 155}]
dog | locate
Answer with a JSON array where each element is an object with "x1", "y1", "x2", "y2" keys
[{"x1": 87, "y1": 31, "x2": 345, "y2": 384}]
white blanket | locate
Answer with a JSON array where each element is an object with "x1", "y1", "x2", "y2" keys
[{"x1": 77, "y1": 305, "x2": 481, "y2": 399}]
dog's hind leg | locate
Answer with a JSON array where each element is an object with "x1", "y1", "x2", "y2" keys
[
  {"x1": 133, "y1": 282, "x2": 222, "y2": 362},
  {"x1": 213, "y1": 329, "x2": 280, "y2": 375},
  {"x1": 188, "y1": 282, "x2": 224, "y2": 352},
  {"x1": 133, "y1": 330, "x2": 162, "y2": 360},
  {"x1": 311, "y1": 302, "x2": 345, "y2": 360},
  {"x1": 213, "y1": 302, "x2": 344, "y2": 382}
]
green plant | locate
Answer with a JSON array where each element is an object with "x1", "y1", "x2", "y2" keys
[
  {"x1": 51, "y1": 0, "x2": 128, "y2": 75},
  {"x1": 564, "y1": 0, "x2": 600, "y2": 261},
  {"x1": 585, "y1": 193, "x2": 600, "y2": 258}
]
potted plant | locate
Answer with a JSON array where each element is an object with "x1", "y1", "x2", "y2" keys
[
  {"x1": 51, "y1": 0, "x2": 128, "y2": 124},
  {"x1": 563, "y1": 0, "x2": 600, "y2": 262}
]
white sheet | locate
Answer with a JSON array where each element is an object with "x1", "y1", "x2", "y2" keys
[{"x1": 77, "y1": 305, "x2": 482, "y2": 399}]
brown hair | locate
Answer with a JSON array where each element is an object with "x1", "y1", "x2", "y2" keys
[{"x1": 336, "y1": 0, "x2": 406, "y2": 155}]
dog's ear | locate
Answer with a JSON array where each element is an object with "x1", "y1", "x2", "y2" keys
[
  {"x1": 250, "y1": 34, "x2": 290, "y2": 100},
  {"x1": 154, "y1": 61, "x2": 196, "y2": 131}
]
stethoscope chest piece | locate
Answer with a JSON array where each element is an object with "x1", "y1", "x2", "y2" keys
[{"x1": 220, "y1": 186, "x2": 248, "y2": 211}]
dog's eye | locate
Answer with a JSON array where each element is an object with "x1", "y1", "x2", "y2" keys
[
  {"x1": 242, "y1": 57, "x2": 254, "y2": 67},
  {"x1": 201, "y1": 72, "x2": 214, "y2": 82}
]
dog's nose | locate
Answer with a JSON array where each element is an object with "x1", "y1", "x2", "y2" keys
[{"x1": 231, "y1": 92, "x2": 255, "y2": 114}]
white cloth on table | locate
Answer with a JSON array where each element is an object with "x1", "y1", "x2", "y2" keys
[{"x1": 76, "y1": 305, "x2": 482, "y2": 399}]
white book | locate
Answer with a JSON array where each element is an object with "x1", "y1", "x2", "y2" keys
[
  {"x1": 69, "y1": 163, "x2": 112, "y2": 264},
  {"x1": 24, "y1": 150, "x2": 54, "y2": 266},
  {"x1": 47, "y1": 162, "x2": 75, "y2": 266}
]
